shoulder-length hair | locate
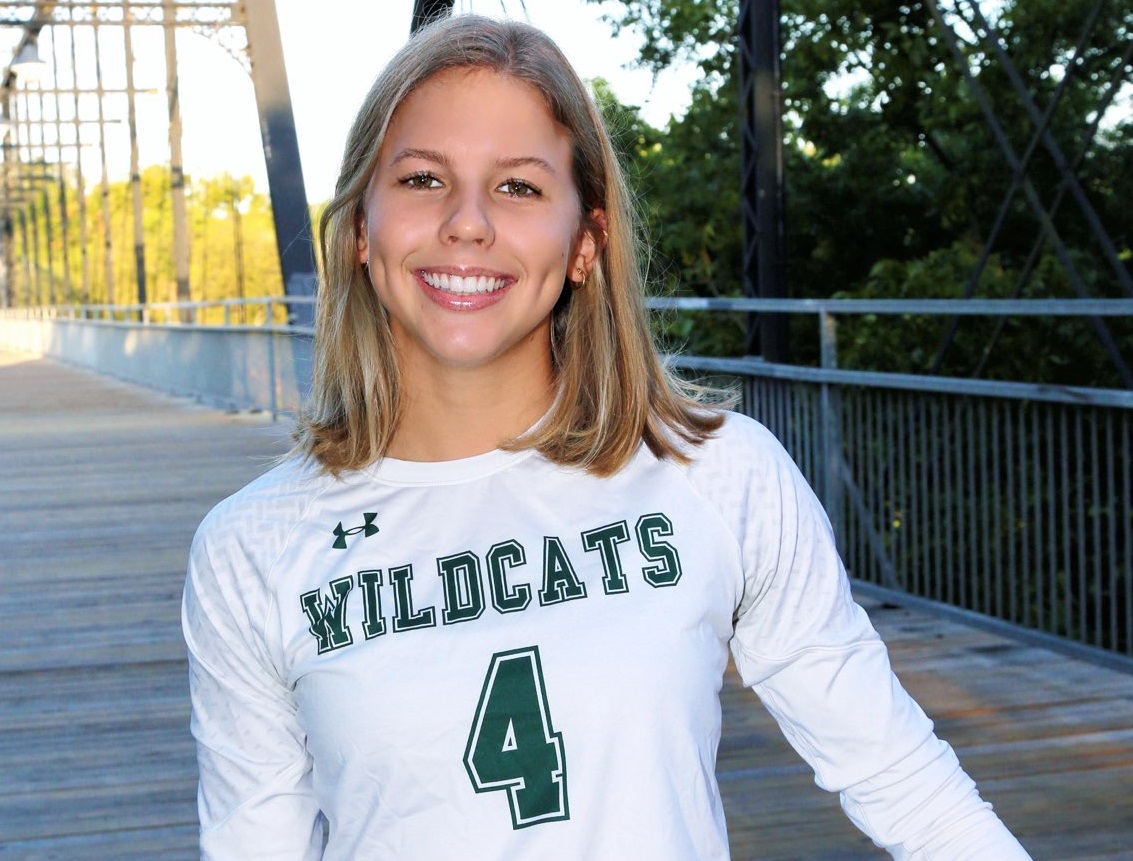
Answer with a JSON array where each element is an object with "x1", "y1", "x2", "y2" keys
[{"x1": 294, "y1": 13, "x2": 728, "y2": 476}]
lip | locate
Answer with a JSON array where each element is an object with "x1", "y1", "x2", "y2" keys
[{"x1": 414, "y1": 266, "x2": 515, "y2": 310}]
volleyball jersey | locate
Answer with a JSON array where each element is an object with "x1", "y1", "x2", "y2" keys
[{"x1": 183, "y1": 412, "x2": 1030, "y2": 860}]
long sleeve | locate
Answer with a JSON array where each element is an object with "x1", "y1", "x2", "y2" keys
[
  {"x1": 748, "y1": 639, "x2": 1030, "y2": 859},
  {"x1": 183, "y1": 503, "x2": 325, "y2": 861},
  {"x1": 706, "y1": 416, "x2": 1031, "y2": 859}
]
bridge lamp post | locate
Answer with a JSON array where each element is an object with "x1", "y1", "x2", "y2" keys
[{"x1": 10, "y1": 41, "x2": 48, "y2": 80}]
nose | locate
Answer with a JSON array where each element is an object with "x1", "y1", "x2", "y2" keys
[{"x1": 441, "y1": 186, "x2": 495, "y2": 246}]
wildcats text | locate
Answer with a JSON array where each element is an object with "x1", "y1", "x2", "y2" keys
[{"x1": 300, "y1": 513, "x2": 682, "y2": 653}]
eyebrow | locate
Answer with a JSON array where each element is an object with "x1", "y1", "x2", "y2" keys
[
  {"x1": 389, "y1": 148, "x2": 558, "y2": 176},
  {"x1": 390, "y1": 147, "x2": 449, "y2": 167},
  {"x1": 496, "y1": 155, "x2": 558, "y2": 176}
]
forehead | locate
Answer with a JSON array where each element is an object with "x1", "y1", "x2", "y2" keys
[{"x1": 380, "y1": 67, "x2": 571, "y2": 162}]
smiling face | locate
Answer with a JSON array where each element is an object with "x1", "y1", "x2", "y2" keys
[{"x1": 357, "y1": 67, "x2": 599, "y2": 391}]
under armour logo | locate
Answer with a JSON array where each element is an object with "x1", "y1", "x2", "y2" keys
[{"x1": 332, "y1": 513, "x2": 379, "y2": 549}]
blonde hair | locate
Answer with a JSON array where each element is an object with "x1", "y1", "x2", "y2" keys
[{"x1": 294, "y1": 14, "x2": 727, "y2": 476}]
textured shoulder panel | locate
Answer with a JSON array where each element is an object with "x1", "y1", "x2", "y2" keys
[
  {"x1": 191, "y1": 456, "x2": 336, "y2": 592},
  {"x1": 680, "y1": 411, "x2": 795, "y2": 530}
]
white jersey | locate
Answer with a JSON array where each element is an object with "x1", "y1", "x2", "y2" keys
[{"x1": 183, "y1": 412, "x2": 1030, "y2": 860}]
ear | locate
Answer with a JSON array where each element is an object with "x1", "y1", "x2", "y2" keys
[
  {"x1": 357, "y1": 218, "x2": 369, "y2": 266},
  {"x1": 570, "y1": 208, "x2": 607, "y2": 283}
]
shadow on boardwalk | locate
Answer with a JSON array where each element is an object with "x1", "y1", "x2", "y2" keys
[{"x1": 1, "y1": 351, "x2": 1131, "y2": 860}]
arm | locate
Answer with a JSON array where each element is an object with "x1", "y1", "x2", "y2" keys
[
  {"x1": 728, "y1": 428, "x2": 1030, "y2": 859},
  {"x1": 183, "y1": 517, "x2": 325, "y2": 861},
  {"x1": 746, "y1": 638, "x2": 1029, "y2": 859}
]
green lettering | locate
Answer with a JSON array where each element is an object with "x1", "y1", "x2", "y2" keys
[
  {"x1": 299, "y1": 576, "x2": 354, "y2": 653},
  {"x1": 464, "y1": 647, "x2": 568, "y2": 828},
  {"x1": 581, "y1": 521, "x2": 631, "y2": 595},
  {"x1": 389, "y1": 564, "x2": 437, "y2": 632},
  {"x1": 357, "y1": 569, "x2": 385, "y2": 639},
  {"x1": 636, "y1": 513, "x2": 683, "y2": 587},
  {"x1": 439, "y1": 551, "x2": 486, "y2": 625},
  {"x1": 538, "y1": 537, "x2": 587, "y2": 605},
  {"x1": 487, "y1": 540, "x2": 531, "y2": 613}
]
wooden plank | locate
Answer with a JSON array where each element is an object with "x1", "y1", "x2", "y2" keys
[
  {"x1": 0, "y1": 826, "x2": 200, "y2": 861},
  {"x1": 2, "y1": 351, "x2": 1131, "y2": 860},
  {"x1": 719, "y1": 600, "x2": 1133, "y2": 860},
  {"x1": 0, "y1": 352, "x2": 289, "y2": 856}
]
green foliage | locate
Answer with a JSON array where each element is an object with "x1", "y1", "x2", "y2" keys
[
  {"x1": 831, "y1": 240, "x2": 1131, "y2": 386},
  {"x1": 11, "y1": 165, "x2": 285, "y2": 321},
  {"x1": 585, "y1": 0, "x2": 1133, "y2": 384},
  {"x1": 12, "y1": 0, "x2": 1130, "y2": 382},
  {"x1": 590, "y1": 36, "x2": 749, "y2": 356},
  {"x1": 185, "y1": 172, "x2": 283, "y2": 314}
]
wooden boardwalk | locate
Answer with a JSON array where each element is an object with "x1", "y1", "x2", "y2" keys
[{"x1": 1, "y1": 350, "x2": 1131, "y2": 860}]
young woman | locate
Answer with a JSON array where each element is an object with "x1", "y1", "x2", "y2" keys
[{"x1": 183, "y1": 14, "x2": 1031, "y2": 860}]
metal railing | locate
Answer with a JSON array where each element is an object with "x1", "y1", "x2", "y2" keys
[
  {"x1": 0, "y1": 298, "x2": 316, "y2": 416},
  {"x1": 652, "y1": 297, "x2": 1133, "y2": 667},
  {"x1": 3, "y1": 295, "x2": 1132, "y2": 666},
  {"x1": 6, "y1": 296, "x2": 316, "y2": 330}
]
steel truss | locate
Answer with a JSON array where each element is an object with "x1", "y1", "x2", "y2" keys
[{"x1": 0, "y1": 0, "x2": 313, "y2": 323}]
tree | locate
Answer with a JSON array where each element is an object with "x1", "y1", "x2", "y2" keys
[
  {"x1": 23, "y1": 167, "x2": 288, "y2": 321},
  {"x1": 585, "y1": 0, "x2": 1133, "y2": 384}
]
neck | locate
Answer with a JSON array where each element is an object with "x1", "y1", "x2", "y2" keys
[{"x1": 387, "y1": 362, "x2": 555, "y2": 462}]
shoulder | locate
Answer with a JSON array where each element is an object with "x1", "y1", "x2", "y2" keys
[
  {"x1": 710, "y1": 410, "x2": 787, "y2": 452},
  {"x1": 190, "y1": 455, "x2": 335, "y2": 577},
  {"x1": 198, "y1": 454, "x2": 328, "y2": 531},
  {"x1": 682, "y1": 411, "x2": 797, "y2": 486},
  {"x1": 668, "y1": 410, "x2": 822, "y2": 549},
  {"x1": 186, "y1": 456, "x2": 344, "y2": 648}
]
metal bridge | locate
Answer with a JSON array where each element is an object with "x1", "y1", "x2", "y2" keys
[{"x1": 0, "y1": 0, "x2": 1132, "y2": 858}]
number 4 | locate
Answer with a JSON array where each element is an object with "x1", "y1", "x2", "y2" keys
[{"x1": 464, "y1": 646, "x2": 569, "y2": 828}]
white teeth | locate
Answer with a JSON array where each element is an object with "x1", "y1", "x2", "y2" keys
[{"x1": 421, "y1": 271, "x2": 506, "y2": 295}]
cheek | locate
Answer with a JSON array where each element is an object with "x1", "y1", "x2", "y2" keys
[
  {"x1": 359, "y1": 192, "x2": 419, "y2": 258},
  {"x1": 360, "y1": 216, "x2": 406, "y2": 268},
  {"x1": 517, "y1": 217, "x2": 581, "y2": 269}
]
